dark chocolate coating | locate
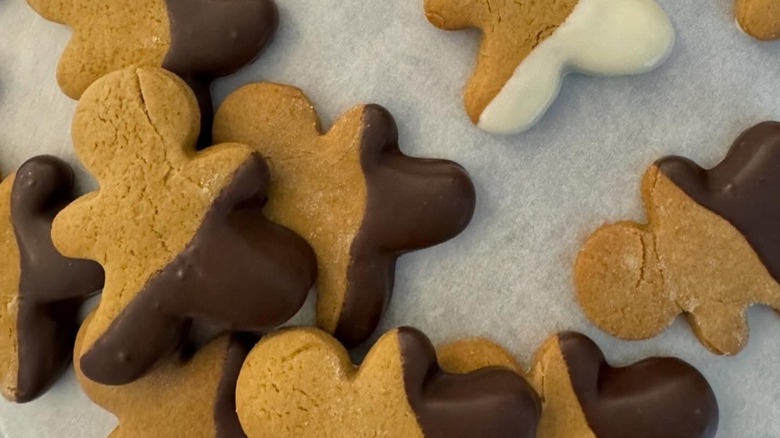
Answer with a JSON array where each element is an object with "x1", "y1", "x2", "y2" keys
[
  {"x1": 79, "y1": 154, "x2": 316, "y2": 385},
  {"x1": 558, "y1": 332, "x2": 719, "y2": 438},
  {"x1": 162, "y1": 0, "x2": 279, "y2": 147},
  {"x1": 656, "y1": 121, "x2": 780, "y2": 283},
  {"x1": 336, "y1": 106, "x2": 476, "y2": 346},
  {"x1": 398, "y1": 327, "x2": 541, "y2": 438},
  {"x1": 214, "y1": 333, "x2": 254, "y2": 438},
  {"x1": 11, "y1": 155, "x2": 104, "y2": 402}
]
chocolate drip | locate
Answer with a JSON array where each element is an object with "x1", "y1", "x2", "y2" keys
[
  {"x1": 657, "y1": 121, "x2": 780, "y2": 282},
  {"x1": 336, "y1": 107, "x2": 476, "y2": 346},
  {"x1": 79, "y1": 154, "x2": 316, "y2": 385},
  {"x1": 214, "y1": 333, "x2": 254, "y2": 438},
  {"x1": 398, "y1": 327, "x2": 540, "y2": 438},
  {"x1": 558, "y1": 332, "x2": 719, "y2": 438},
  {"x1": 11, "y1": 156, "x2": 104, "y2": 402},
  {"x1": 162, "y1": 0, "x2": 279, "y2": 147}
]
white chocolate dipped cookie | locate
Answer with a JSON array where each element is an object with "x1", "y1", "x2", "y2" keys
[{"x1": 424, "y1": 0, "x2": 675, "y2": 135}]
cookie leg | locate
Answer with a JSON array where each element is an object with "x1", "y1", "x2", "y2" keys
[{"x1": 688, "y1": 302, "x2": 750, "y2": 355}]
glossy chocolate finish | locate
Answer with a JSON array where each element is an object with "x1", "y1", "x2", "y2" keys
[
  {"x1": 336, "y1": 107, "x2": 476, "y2": 346},
  {"x1": 11, "y1": 156, "x2": 104, "y2": 402},
  {"x1": 399, "y1": 327, "x2": 540, "y2": 438},
  {"x1": 559, "y1": 332, "x2": 719, "y2": 438},
  {"x1": 163, "y1": 0, "x2": 279, "y2": 147},
  {"x1": 657, "y1": 121, "x2": 780, "y2": 282},
  {"x1": 79, "y1": 154, "x2": 316, "y2": 385}
]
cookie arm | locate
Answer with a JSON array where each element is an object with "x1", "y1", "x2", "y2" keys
[
  {"x1": 424, "y1": 0, "x2": 489, "y2": 30},
  {"x1": 51, "y1": 192, "x2": 102, "y2": 263}
]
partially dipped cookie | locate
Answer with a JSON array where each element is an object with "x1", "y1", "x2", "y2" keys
[
  {"x1": 424, "y1": 0, "x2": 675, "y2": 135},
  {"x1": 75, "y1": 315, "x2": 249, "y2": 438},
  {"x1": 576, "y1": 122, "x2": 780, "y2": 355},
  {"x1": 529, "y1": 332, "x2": 719, "y2": 438},
  {"x1": 213, "y1": 83, "x2": 476, "y2": 346},
  {"x1": 0, "y1": 156, "x2": 104, "y2": 403},
  {"x1": 26, "y1": 0, "x2": 278, "y2": 145},
  {"x1": 736, "y1": 0, "x2": 780, "y2": 41},
  {"x1": 236, "y1": 327, "x2": 540, "y2": 438},
  {"x1": 51, "y1": 67, "x2": 316, "y2": 385},
  {"x1": 439, "y1": 333, "x2": 719, "y2": 438}
]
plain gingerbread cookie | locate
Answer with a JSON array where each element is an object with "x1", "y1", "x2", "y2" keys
[
  {"x1": 213, "y1": 83, "x2": 476, "y2": 347},
  {"x1": 736, "y1": 0, "x2": 780, "y2": 41},
  {"x1": 235, "y1": 327, "x2": 541, "y2": 438},
  {"x1": 75, "y1": 315, "x2": 249, "y2": 438},
  {"x1": 0, "y1": 156, "x2": 103, "y2": 403},
  {"x1": 424, "y1": 0, "x2": 675, "y2": 135},
  {"x1": 51, "y1": 67, "x2": 316, "y2": 385},
  {"x1": 576, "y1": 122, "x2": 780, "y2": 355},
  {"x1": 26, "y1": 0, "x2": 278, "y2": 145}
]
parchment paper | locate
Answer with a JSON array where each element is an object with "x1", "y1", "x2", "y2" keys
[{"x1": 1, "y1": 0, "x2": 779, "y2": 436}]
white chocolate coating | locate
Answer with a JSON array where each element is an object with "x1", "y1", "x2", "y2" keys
[{"x1": 477, "y1": 0, "x2": 675, "y2": 135}]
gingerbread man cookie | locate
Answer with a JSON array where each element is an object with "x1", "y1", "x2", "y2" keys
[
  {"x1": 26, "y1": 0, "x2": 278, "y2": 146},
  {"x1": 576, "y1": 122, "x2": 780, "y2": 355},
  {"x1": 213, "y1": 83, "x2": 476, "y2": 346},
  {"x1": 529, "y1": 332, "x2": 719, "y2": 438},
  {"x1": 424, "y1": 0, "x2": 675, "y2": 135},
  {"x1": 235, "y1": 327, "x2": 540, "y2": 438},
  {"x1": 75, "y1": 315, "x2": 250, "y2": 438},
  {"x1": 51, "y1": 67, "x2": 316, "y2": 385},
  {"x1": 0, "y1": 156, "x2": 104, "y2": 403},
  {"x1": 736, "y1": 0, "x2": 780, "y2": 41},
  {"x1": 440, "y1": 333, "x2": 719, "y2": 438}
]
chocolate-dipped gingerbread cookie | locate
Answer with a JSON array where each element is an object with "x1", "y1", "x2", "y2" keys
[
  {"x1": 213, "y1": 83, "x2": 476, "y2": 347},
  {"x1": 423, "y1": 0, "x2": 675, "y2": 134},
  {"x1": 577, "y1": 121, "x2": 780, "y2": 355},
  {"x1": 51, "y1": 67, "x2": 316, "y2": 385},
  {"x1": 236, "y1": 327, "x2": 541, "y2": 438},
  {"x1": 530, "y1": 332, "x2": 719, "y2": 438},
  {"x1": 0, "y1": 155, "x2": 104, "y2": 403},
  {"x1": 75, "y1": 314, "x2": 250, "y2": 438},
  {"x1": 440, "y1": 332, "x2": 719, "y2": 438},
  {"x1": 26, "y1": 0, "x2": 278, "y2": 146}
]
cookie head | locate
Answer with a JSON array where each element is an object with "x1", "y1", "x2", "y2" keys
[
  {"x1": 236, "y1": 327, "x2": 540, "y2": 438},
  {"x1": 0, "y1": 156, "x2": 104, "y2": 403},
  {"x1": 529, "y1": 332, "x2": 719, "y2": 438},
  {"x1": 214, "y1": 83, "x2": 476, "y2": 346},
  {"x1": 424, "y1": 0, "x2": 675, "y2": 134},
  {"x1": 53, "y1": 67, "x2": 315, "y2": 385},
  {"x1": 75, "y1": 316, "x2": 250, "y2": 438},
  {"x1": 736, "y1": 0, "x2": 780, "y2": 41},
  {"x1": 576, "y1": 122, "x2": 780, "y2": 355},
  {"x1": 27, "y1": 0, "x2": 278, "y2": 100}
]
